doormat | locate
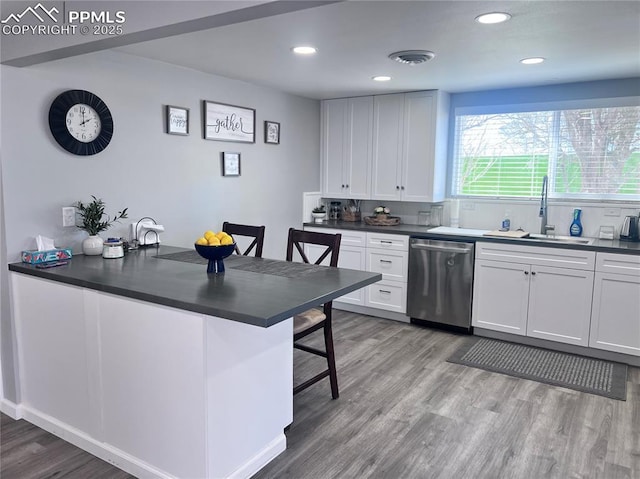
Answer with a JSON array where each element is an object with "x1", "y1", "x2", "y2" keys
[{"x1": 447, "y1": 337, "x2": 627, "y2": 400}]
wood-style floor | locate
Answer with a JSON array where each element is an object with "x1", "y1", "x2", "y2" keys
[{"x1": 2, "y1": 311, "x2": 638, "y2": 479}]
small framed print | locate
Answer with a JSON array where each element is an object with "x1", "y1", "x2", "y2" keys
[
  {"x1": 166, "y1": 105, "x2": 189, "y2": 135},
  {"x1": 264, "y1": 120, "x2": 280, "y2": 144},
  {"x1": 222, "y1": 152, "x2": 241, "y2": 176}
]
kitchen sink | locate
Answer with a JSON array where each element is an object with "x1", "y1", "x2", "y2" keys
[{"x1": 528, "y1": 234, "x2": 594, "y2": 245}]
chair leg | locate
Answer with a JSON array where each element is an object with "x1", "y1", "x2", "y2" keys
[{"x1": 323, "y1": 317, "x2": 339, "y2": 399}]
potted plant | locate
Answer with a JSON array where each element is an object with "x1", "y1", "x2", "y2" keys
[
  {"x1": 373, "y1": 205, "x2": 390, "y2": 220},
  {"x1": 75, "y1": 196, "x2": 128, "y2": 255},
  {"x1": 311, "y1": 205, "x2": 326, "y2": 224}
]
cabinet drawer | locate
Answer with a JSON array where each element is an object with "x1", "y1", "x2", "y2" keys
[
  {"x1": 366, "y1": 232, "x2": 408, "y2": 251},
  {"x1": 366, "y1": 280, "x2": 406, "y2": 313},
  {"x1": 595, "y1": 252, "x2": 640, "y2": 277},
  {"x1": 304, "y1": 227, "x2": 366, "y2": 248},
  {"x1": 476, "y1": 242, "x2": 595, "y2": 271},
  {"x1": 366, "y1": 249, "x2": 408, "y2": 282}
]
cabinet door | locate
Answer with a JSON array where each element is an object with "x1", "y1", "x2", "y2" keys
[
  {"x1": 590, "y1": 272, "x2": 640, "y2": 356},
  {"x1": 371, "y1": 93, "x2": 404, "y2": 201},
  {"x1": 321, "y1": 99, "x2": 347, "y2": 197},
  {"x1": 401, "y1": 91, "x2": 439, "y2": 202},
  {"x1": 472, "y1": 259, "x2": 530, "y2": 335},
  {"x1": 345, "y1": 96, "x2": 373, "y2": 199},
  {"x1": 304, "y1": 243, "x2": 366, "y2": 305},
  {"x1": 526, "y1": 266, "x2": 594, "y2": 347}
]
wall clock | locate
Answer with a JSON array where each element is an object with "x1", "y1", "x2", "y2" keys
[{"x1": 48, "y1": 89, "x2": 114, "y2": 156}]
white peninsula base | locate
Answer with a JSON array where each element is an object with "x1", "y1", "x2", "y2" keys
[{"x1": 10, "y1": 273, "x2": 293, "y2": 479}]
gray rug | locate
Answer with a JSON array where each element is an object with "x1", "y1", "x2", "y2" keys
[{"x1": 447, "y1": 337, "x2": 627, "y2": 400}]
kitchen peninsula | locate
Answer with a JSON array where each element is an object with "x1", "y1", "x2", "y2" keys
[{"x1": 8, "y1": 246, "x2": 381, "y2": 479}]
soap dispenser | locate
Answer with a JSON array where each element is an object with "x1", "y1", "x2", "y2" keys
[{"x1": 570, "y1": 208, "x2": 583, "y2": 237}]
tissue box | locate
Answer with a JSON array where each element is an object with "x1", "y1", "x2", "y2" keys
[{"x1": 22, "y1": 248, "x2": 72, "y2": 264}]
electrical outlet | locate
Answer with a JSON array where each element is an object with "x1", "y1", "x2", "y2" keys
[
  {"x1": 604, "y1": 208, "x2": 621, "y2": 217},
  {"x1": 62, "y1": 207, "x2": 76, "y2": 227}
]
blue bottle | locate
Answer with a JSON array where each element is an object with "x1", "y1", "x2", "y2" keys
[{"x1": 570, "y1": 208, "x2": 583, "y2": 237}]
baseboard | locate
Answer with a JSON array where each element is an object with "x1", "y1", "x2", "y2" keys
[
  {"x1": 0, "y1": 398, "x2": 22, "y2": 419},
  {"x1": 334, "y1": 303, "x2": 410, "y2": 323},
  {"x1": 228, "y1": 433, "x2": 286, "y2": 479},
  {"x1": 19, "y1": 406, "x2": 177, "y2": 479}
]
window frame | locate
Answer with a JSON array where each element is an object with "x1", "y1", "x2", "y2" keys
[{"x1": 449, "y1": 96, "x2": 640, "y2": 203}]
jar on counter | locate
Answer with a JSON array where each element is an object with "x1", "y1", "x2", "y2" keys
[{"x1": 329, "y1": 201, "x2": 342, "y2": 220}]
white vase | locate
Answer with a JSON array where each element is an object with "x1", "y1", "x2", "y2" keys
[
  {"x1": 311, "y1": 212, "x2": 326, "y2": 224},
  {"x1": 82, "y1": 235, "x2": 104, "y2": 256}
]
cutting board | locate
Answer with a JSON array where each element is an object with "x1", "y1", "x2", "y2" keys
[{"x1": 483, "y1": 230, "x2": 530, "y2": 238}]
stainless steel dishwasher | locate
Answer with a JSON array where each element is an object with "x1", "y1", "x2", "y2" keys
[{"x1": 407, "y1": 238, "x2": 475, "y2": 332}]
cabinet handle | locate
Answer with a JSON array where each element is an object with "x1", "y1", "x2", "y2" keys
[
  {"x1": 379, "y1": 289, "x2": 391, "y2": 294},
  {"x1": 379, "y1": 259, "x2": 392, "y2": 263},
  {"x1": 396, "y1": 186, "x2": 400, "y2": 190},
  {"x1": 531, "y1": 271, "x2": 537, "y2": 276},
  {"x1": 345, "y1": 184, "x2": 349, "y2": 188},
  {"x1": 401, "y1": 186, "x2": 405, "y2": 190},
  {"x1": 380, "y1": 240, "x2": 393, "y2": 244},
  {"x1": 524, "y1": 271, "x2": 529, "y2": 275},
  {"x1": 341, "y1": 184, "x2": 345, "y2": 188}
]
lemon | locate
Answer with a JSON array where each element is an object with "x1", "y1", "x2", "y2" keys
[
  {"x1": 215, "y1": 231, "x2": 226, "y2": 240},
  {"x1": 195, "y1": 237, "x2": 208, "y2": 246},
  {"x1": 204, "y1": 230, "x2": 216, "y2": 240},
  {"x1": 208, "y1": 236, "x2": 221, "y2": 246},
  {"x1": 220, "y1": 236, "x2": 233, "y2": 245}
]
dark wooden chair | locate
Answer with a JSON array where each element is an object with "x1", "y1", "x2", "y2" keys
[
  {"x1": 286, "y1": 228, "x2": 342, "y2": 399},
  {"x1": 222, "y1": 222, "x2": 266, "y2": 258}
]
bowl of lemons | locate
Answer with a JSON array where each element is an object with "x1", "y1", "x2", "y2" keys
[{"x1": 194, "y1": 230, "x2": 236, "y2": 274}]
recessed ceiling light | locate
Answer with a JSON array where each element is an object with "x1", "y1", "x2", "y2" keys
[
  {"x1": 372, "y1": 76, "x2": 392, "y2": 82},
  {"x1": 520, "y1": 57, "x2": 545, "y2": 65},
  {"x1": 475, "y1": 12, "x2": 512, "y2": 24},
  {"x1": 292, "y1": 46, "x2": 317, "y2": 55}
]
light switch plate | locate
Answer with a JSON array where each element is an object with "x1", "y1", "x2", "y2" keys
[{"x1": 62, "y1": 207, "x2": 76, "y2": 227}]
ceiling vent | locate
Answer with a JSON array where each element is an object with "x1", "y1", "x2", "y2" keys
[{"x1": 388, "y1": 50, "x2": 435, "y2": 65}]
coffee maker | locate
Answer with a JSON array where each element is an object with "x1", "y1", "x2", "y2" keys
[{"x1": 619, "y1": 213, "x2": 640, "y2": 242}]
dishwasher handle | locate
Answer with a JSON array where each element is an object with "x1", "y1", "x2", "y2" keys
[{"x1": 410, "y1": 243, "x2": 473, "y2": 254}]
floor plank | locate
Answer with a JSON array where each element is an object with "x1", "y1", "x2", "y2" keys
[{"x1": 1, "y1": 310, "x2": 638, "y2": 479}]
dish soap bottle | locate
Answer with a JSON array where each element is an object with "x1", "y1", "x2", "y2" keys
[
  {"x1": 570, "y1": 208, "x2": 583, "y2": 237},
  {"x1": 500, "y1": 211, "x2": 511, "y2": 231}
]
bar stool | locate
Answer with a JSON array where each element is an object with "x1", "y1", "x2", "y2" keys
[
  {"x1": 286, "y1": 228, "x2": 342, "y2": 399},
  {"x1": 222, "y1": 222, "x2": 266, "y2": 258}
]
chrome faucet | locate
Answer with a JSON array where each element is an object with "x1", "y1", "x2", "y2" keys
[{"x1": 539, "y1": 175, "x2": 554, "y2": 235}]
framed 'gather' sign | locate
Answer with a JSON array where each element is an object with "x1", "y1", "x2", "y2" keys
[{"x1": 203, "y1": 100, "x2": 255, "y2": 143}]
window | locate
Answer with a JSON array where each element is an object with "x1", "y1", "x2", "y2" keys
[{"x1": 451, "y1": 102, "x2": 640, "y2": 200}]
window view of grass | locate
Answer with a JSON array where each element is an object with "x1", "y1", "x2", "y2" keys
[{"x1": 454, "y1": 106, "x2": 640, "y2": 199}]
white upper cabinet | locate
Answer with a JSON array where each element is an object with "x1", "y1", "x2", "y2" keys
[
  {"x1": 321, "y1": 91, "x2": 448, "y2": 202},
  {"x1": 321, "y1": 96, "x2": 373, "y2": 199},
  {"x1": 371, "y1": 91, "x2": 449, "y2": 202}
]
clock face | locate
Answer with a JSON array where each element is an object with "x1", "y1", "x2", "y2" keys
[
  {"x1": 49, "y1": 90, "x2": 113, "y2": 156},
  {"x1": 66, "y1": 103, "x2": 102, "y2": 143}
]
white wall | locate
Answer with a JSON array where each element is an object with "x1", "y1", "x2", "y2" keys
[{"x1": 0, "y1": 50, "x2": 321, "y2": 403}]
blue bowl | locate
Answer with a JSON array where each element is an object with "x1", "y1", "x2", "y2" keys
[{"x1": 194, "y1": 243, "x2": 236, "y2": 273}]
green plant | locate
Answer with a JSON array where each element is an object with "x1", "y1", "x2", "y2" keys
[
  {"x1": 75, "y1": 196, "x2": 128, "y2": 236},
  {"x1": 312, "y1": 206, "x2": 326, "y2": 213}
]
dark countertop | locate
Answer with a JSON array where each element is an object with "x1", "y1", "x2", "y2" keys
[
  {"x1": 304, "y1": 221, "x2": 640, "y2": 256},
  {"x1": 8, "y1": 246, "x2": 382, "y2": 328}
]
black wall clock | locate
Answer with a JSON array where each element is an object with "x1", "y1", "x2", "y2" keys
[{"x1": 48, "y1": 89, "x2": 113, "y2": 156}]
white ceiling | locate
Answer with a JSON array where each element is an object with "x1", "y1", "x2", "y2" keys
[{"x1": 115, "y1": 0, "x2": 640, "y2": 100}]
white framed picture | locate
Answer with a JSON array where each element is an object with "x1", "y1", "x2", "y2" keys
[
  {"x1": 165, "y1": 105, "x2": 189, "y2": 135},
  {"x1": 222, "y1": 152, "x2": 241, "y2": 176},
  {"x1": 204, "y1": 100, "x2": 255, "y2": 143},
  {"x1": 264, "y1": 120, "x2": 280, "y2": 144}
]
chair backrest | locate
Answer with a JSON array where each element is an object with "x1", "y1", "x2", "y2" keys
[
  {"x1": 286, "y1": 228, "x2": 341, "y2": 267},
  {"x1": 222, "y1": 222, "x2": 266, "y2": 258}
]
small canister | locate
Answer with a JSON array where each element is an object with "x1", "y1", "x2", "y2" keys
[
  {"x1": 102, "y1": 238, "x2": 125, "y2": 259},
  {"x1": 329, "y1": 201, "x2": 342, "y2": 220}
]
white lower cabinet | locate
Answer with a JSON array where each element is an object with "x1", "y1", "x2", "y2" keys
[
  {"x1": 589, "y1": 253, "x2": 640, "y2": 356},
  {"x1": 473, "y1": 242, "x2": 595, "y2": 347},
  {"x1": 303, "y1": 227, "x2": 408, "y2": 314}
]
